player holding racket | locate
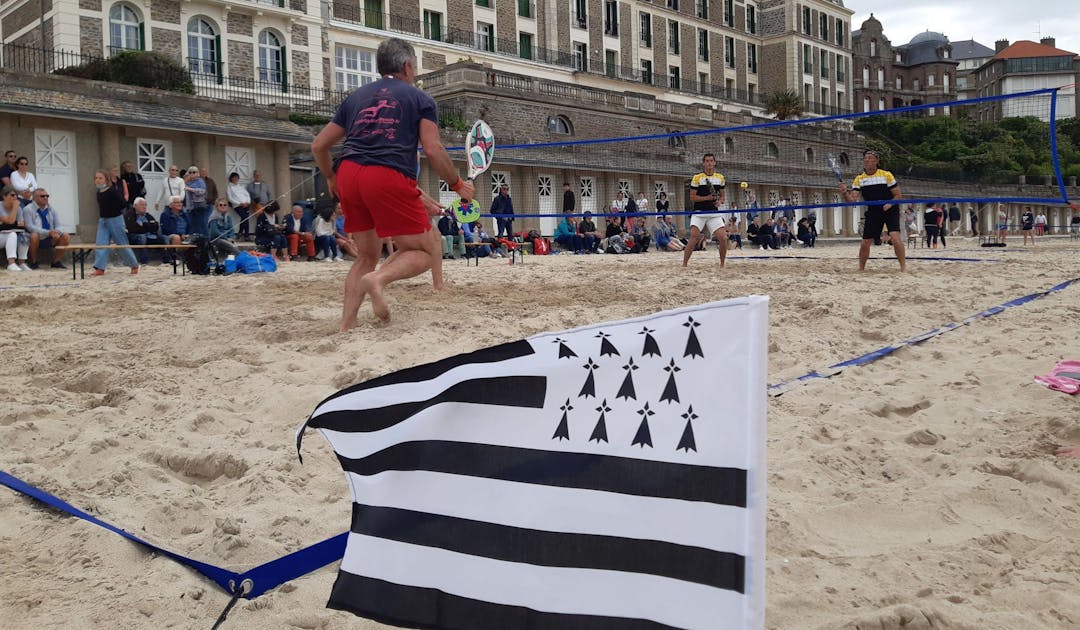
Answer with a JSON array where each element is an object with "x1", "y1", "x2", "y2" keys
[
  {"x1": 683, "y1": 152, "x2": 731, "y2": 268},
  {"x1": 313, "y1": 38, "x2": 474, "y2": 329},
  {"x1": 839, "y1": 150, "x2": 906, "y2": 272}
]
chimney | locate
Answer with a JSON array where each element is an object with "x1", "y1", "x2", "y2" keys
[
  {"x1": 995, "y1": 39, "x2": 1009, "y2": 52},
  {"x1": 1040, "y1": 37, "x2": 1056, "y2": 48}
]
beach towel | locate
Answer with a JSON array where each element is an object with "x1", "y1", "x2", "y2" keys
[{"x1": 1034, "y1": 360, "x2": 1080, "y2": 395}]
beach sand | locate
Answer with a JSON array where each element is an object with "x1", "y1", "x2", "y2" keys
[{"x1": 1, "y1": 240, "x2": 1078, "y2": 629}]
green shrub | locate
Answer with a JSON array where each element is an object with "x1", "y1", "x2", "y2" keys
[
  {"x1": 439, "y1": 110, "x2": 469, "y2": 132},
  {"x1": 107, "y1": 51, "x2": 195, "y2": 94},
  {"x1": 289, "y1": 112, "x2": 330, "y2": 126},
  {"x1": 53, "y1": 58, "x2": 109, "y2": 81}
]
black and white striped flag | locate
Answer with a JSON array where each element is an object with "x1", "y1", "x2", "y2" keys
[{"x1": 298, "y1": 297, "x2": 768, "y2": 629}]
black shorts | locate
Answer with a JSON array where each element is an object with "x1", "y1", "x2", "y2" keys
[{"x1": 862, "y1": 204, "x2": 900, "y2": 240}]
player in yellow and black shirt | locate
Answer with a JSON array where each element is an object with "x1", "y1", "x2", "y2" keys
[
  {"x1": 683, "y1": 153, "x2": 733, "y2": 268},
  {"x1": 840, "y1": 150, "x2": 906, "y2": 272}
]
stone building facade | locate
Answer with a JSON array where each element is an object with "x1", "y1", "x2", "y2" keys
[{"x1": 851, "y1": 14, "x2": 958, "y2": 115}]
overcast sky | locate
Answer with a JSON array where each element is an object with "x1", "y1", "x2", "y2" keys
[{"x1": 845, "y1": 1, "x2": 1080, "y2": 55}]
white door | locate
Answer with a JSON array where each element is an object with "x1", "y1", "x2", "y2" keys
[
  {"x1": 34, "y1": 129, "x2": 78, "y2": 231},
  {"x1": 225, "y1": 146, "x2": 253, "y2": 184},
  {"x1": 137, "y1": 139, "x2": 171, "y2": 216},
  {"x1": 537, "y1": 174, "x2": 556, "y2": 236},
  {"x1": 579, "y1": 176, "x2": 595, "y2": 213}
]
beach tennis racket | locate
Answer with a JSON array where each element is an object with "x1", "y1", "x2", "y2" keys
[
  {"x1": 453, "y1": 199, "x2": 480, "y2": 224},
  {"x1": 466, "y1": 120, "x2": 495, "y2": 180},
  {"x1": 826, "y1": 154, "x2": 843, "y2": 182}
]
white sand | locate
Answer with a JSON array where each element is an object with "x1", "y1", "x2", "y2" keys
[{"x1": 1, "y1": 240, "x2": 1079, "y2": 629}]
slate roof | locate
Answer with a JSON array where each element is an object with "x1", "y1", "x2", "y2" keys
[
  {"x1": 951, "y1": 39, "x2": 995, "y2": 61},
  {"x1": 0, "y1": 77, "x2": 314, "y2": 144}
]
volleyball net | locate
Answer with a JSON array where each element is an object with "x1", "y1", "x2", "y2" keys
[{"x1": 430, "y1": 87, "x2": 1077, "y2": 236}]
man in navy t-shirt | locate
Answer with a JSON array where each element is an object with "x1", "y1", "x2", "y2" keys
[{"x1": 313, "y1": 38, "x2": 474, "y2": 330}]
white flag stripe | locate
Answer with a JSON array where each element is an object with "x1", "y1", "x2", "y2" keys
[
  {"x1": 317, "y1": 400, "x2": 753, "y2": 469},
  {"x1": 341, "y1": 533, "x2": 743, "y2": 630},
  {"x1": 347, "y1": 470, "x2": 748, "y2": 555},
  {"x1": 526, "y1": 297, "x2": 758, "y2": 343}
]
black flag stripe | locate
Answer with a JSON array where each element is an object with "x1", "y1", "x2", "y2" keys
[
  {"x1": 308, "y1": 376, "x2": 547, "y2": 433},
  {"x1": 338, "y1": 441, "x2": 747, "y2": 507},
  {"x1": 328, "y1": 572, "x2": 684, "y2": 630},
  {"x1": 319, "y1": 340, "x2": 536, "y2": 404},
  {"x1": 349, "y1": 504, "x2": 746, "y2": 593}
]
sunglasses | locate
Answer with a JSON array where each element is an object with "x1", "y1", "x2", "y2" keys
[
  {"x1": 37, "y1": 194, "x2": 49, "y2": 198},
  {"x1": 216, "y1": 203, "x2": 229, "y2": 207},
  {"x1": 17, "y1": 161, "x2": 28, "y2": 166}
]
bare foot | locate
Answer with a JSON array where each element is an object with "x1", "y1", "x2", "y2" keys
[
  {"x1": 361, "y1": 274, "x2": 390, "y2": 322},
  {"x1": 339, "y1": 318, "x2": 358, "y2": 333},
  {"x1": 1056, "y1": 445, "x2": 1080, "y2": 459}
]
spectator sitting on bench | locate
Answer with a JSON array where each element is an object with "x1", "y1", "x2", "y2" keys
[
  {"x1": 629, "y1": 216, "x2": 651, "y2": 253},
  {"x1": 22, "y1": 187, "x2": 69, "y2": 268},
  {"x1": 555, "y1": 212, "x2": 589, "y2": 254},
  {"x1": 758, "y1": 218, "x2": 779, "y2": 250},
  {"x1": 283, "y1": 204, "x2": 317, "y2": 261},
  {"x1": 2, "y1": 186, "x2": 28, "y2": 271},
  {"x1": 725, "y1": 216, "x2": 742, "y2": 249},
  {"x1": 438, "y1": 203, "x2": 466, "y2": 259},
  {"x1": 124, "y1": 197, "x2": 163, "y2": 265},
  {"x1": 313, "y1": 207, "x2": 342, "y2": 262},
  {"x1": 578, "y1": 211, "x2": 604, "y2": 252},
  {"x1": 160, "y1": 195, "x2": 191, "y2": 264},
  {"x1": 208, "y1": 197, "x2": 241, "y2": 262},
  {"x1": 796, "y1": 217, "x2": 816, "y2": 247},
  {"x1": 254, "y1": 202, "x2": 289, "y2": 261},
  {"x1": 332, "y1": 203, "x2": 358, "y2": 259},
  {"x1": 746, "y1": 218, "x2": 762, "y2": 247},
  {"x1": 603, "y1": 215, "x2": 631, "y2": 253},
  {"x1": 652, "y1": 214, "x2": 685, "y2": 252},
  {"x1": 462, "y1": 220, "x2": 491, "y2": 258}
]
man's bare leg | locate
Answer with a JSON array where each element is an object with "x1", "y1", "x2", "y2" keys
[
  {"x1": 359, "y1": 230, "x2": 440, "y2": 322},
  {"x1": 341, "y1": 230, "x2": 381, "y2": 332},
  {"x1": 858, "y1": 238, "x2": 872, "y2": 271},
  {"x1": 429, "y1": 227, "x2": 445, "y2": 290},
  {"x1": 682, "y1": 226, "x2": 703, "y2": 267},
  {"x1": 889, "y1": 230, "x2": 907, "y2": 272},
  {"x1": 713, "y1": 227, "x2": 728, "y2": 267}
]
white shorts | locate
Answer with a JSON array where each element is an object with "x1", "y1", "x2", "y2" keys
[{"x1": 690, "y1": 214, "x2": 728, "y2": 235}]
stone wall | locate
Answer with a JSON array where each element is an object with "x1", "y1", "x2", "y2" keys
[
  {"x1": 423, "y1": 51, "x2": 447, "y2": 70},
  {"x1": 150, "y1": 0, "x2": 179, "y2": 25},
  {"x1": 78, "y1": 0, "x2": 99, "y2": 11},
  {"x1": 446, "y1": 0, "x2": 474, "y2": 46},
  {"x1": 389, "y1": 0, "x2": 421, "y2": 36},
  {"x1": 291, "y1": 23, "x2": 309, "y2": 47},
  {"x1": 227, "y1": 12, "x2": 253, "y2": 37},
  {"x1": 3, "y1": 0, "x2": 52, "y2": 36},
  {"x1": 760, "y1": 41, "x2": 787, "y2": 94},
  {"x1": 79, "y1": 16, "x2": 102, "y2": 57},
  {"x1": 152, "y1": 27, "x2": 182, "y2": 64},
  {"x1": 653, "y1": 15, "x2": 667, "y2": 74},
  {"x1": 291, "y1": 49, "x2": 309, "y2": 86},
  {"x1": 496, "y1": 0, "x2": 516, "y2": 55},
  {"x1": 228, "y1": 40, "x2": 253, "y2": 81}
]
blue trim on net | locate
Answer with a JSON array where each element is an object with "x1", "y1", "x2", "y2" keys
[{"x1": 1050, "y1": 90, "x2": 1070, "y2": 203}]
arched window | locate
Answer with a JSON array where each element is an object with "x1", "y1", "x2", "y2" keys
[
  {"x1": 109, "y1": 3, "x2": 143, "y2": 53},
  {"x1": 913, "y1": 78, "x2": 920, "y2": 91},
  {"x1": 869, "y1": 39, "x2": 876, "y2": 57},
  {"x1": 765, "y1": 142, "x2": 779, "y2": 159},
  {"x1": 943, "y1": 73, "x2": 950, "y2": 92},
  {"x1": 895, "y1": 76, "x2": 902, "y2": 90},
  {"x1": 877, "y1": 67, "x2": 884, "y2": 85},
  {"x1": 187, "y1": 17, "x2": 220, "y2": 79},
  {"x1": 547, "y1": 115, "x2": 572, "y2": 135},
  {"x1": 927, "y1": 73, "x2": 935, "y2": 87},
  {"x1": 805, "y1": 147, "x2": 814, "y2": 163},
  {"x1": 862, "y1": 65, "x2": 869, "y2": 85},
  {"x1": 838, "y1": 152, "x2": 849, "y2": 166},
  {"x1": 258, "y1": 30, "x2": 285, "y2": 86},
  {"x1": 724, "y1": 137, "x2": 735, "y2": 155}
]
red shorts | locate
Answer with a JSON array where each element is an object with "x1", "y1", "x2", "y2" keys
[{"x1": 336, "y1": 161, "x2": 431, "y2": 237}]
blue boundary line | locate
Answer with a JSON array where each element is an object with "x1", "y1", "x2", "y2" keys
[
  {"x1": 2, "y1": 273, "x2": 1077, "y2": 598},
  {"x1": 768, "y1": 276, "x2": 1080, "y2": 395}
]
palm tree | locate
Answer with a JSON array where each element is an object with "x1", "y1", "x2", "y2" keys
[{"x1": 764, "y1": 89, "x2": 803, "y2": 120}]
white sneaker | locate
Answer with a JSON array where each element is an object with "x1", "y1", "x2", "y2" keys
[
  {"x1": 323, "y1": 256, "x2": 333, "y2": 262},
  {"x1": 19, "y1": 263, "x2": 33, "y2": 271},
  {"x1": 7, "y1": 263, "x2": 22, "y2": 272},
  {"x1": 333, "y1": 257, "x2": 344, "y2": 262}
]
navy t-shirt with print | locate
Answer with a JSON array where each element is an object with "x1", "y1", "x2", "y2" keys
[{"x1": 332, "y1": 77, "x2": 438, "y2": 180}]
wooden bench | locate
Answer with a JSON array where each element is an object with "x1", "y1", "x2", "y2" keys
[{"x1": 55, "y1": 244, "x2": 195, "y2": 279}]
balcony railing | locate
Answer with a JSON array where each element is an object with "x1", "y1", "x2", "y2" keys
[{"x1": 1, "y1": 43, "x2": 348, "y2": 117}]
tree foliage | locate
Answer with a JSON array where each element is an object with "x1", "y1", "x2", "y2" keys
[
  {"x1": 853, "y1": 114, "x2": 1078, "y2": 185},
  {"x1": 763, "y1": 89, "x2": 803, "y2": 120}
]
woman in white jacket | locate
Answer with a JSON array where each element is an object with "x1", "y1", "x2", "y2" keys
[
  {"x1": 225, "y1": 172, "x2": 253, "y2": 240},
  {"x1": 156, "y1": 164, "x2": 186, "y2": 211},
  {"x1": 9, "y1": 156, "x2": 37, "y2": 207}
]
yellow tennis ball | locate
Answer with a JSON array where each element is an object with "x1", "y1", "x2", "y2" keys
[{"x1": 740, "y1": 182, "x2": 748, "y2": 188}]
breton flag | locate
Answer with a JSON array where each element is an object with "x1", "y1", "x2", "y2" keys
[{"x1": 298, "y1": 296, "x2": 768, "y2": 630}]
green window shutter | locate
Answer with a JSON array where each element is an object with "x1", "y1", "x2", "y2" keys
[
  {"x1": 280, "y1": 45, "x2": 288, "y2": 93},
  {"x1": 214, "y1": 35, "x2": 223, "y2": 84},
  {"x1": 138, "y1": 22, "x2": 145, "y2": 51}
]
